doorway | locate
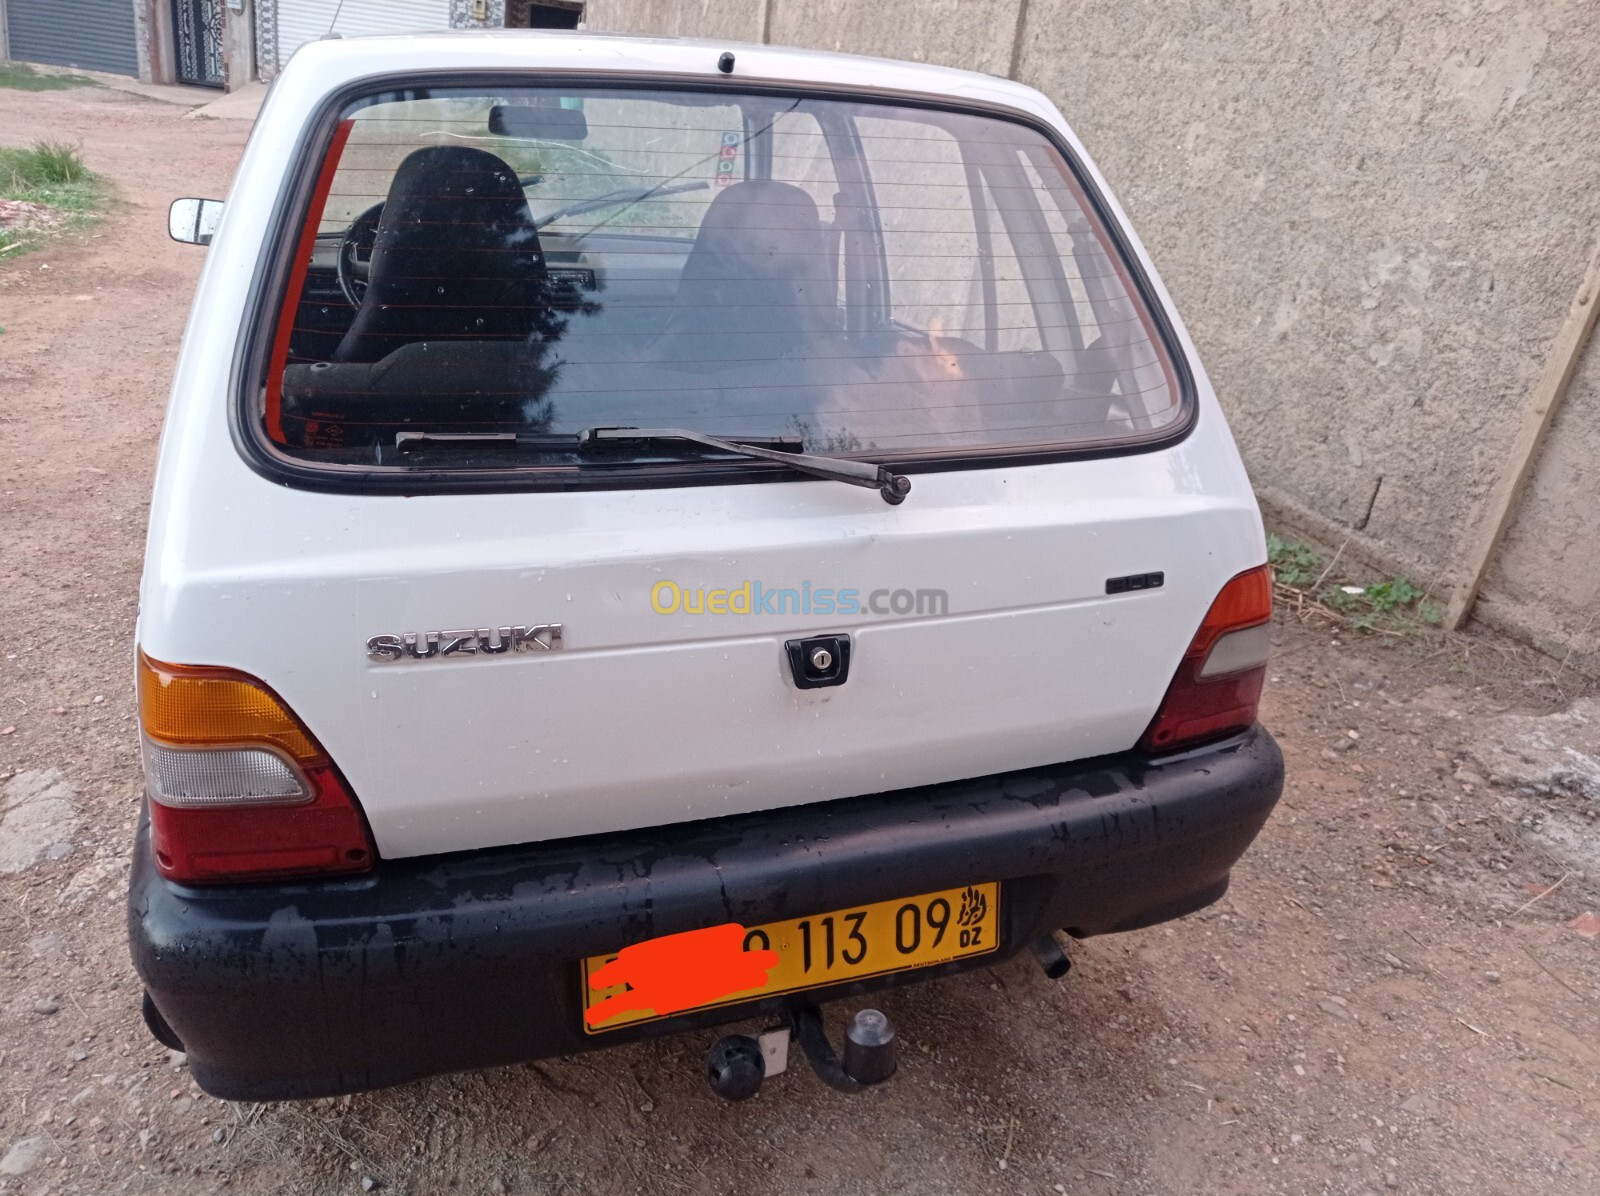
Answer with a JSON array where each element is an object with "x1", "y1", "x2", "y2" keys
[
  {"x1": 171, "y1": 0, "x2": 225, "y2": 88},
  {"x1": 506, "y1": 1, "x2": 584, "y2": 30}
]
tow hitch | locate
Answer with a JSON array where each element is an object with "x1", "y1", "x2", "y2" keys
[
  {"x1": 702, "y1": 934, "x2": 1074, "y2": 1100},
  {"x1": 704, "y1": 1005, "x2": 898, "y2": 1102}
]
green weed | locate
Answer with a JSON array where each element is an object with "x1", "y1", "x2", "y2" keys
[
  {"x1": 1268, "y1": 533, "x2": 1442, "y2": 635},
  {"x1": 0, "y1": 141, "x2": 112, "y2": 260},
  {"x1": 1267, "y1": 533, "x2": 1324, "y2": 589},
  {"x1": 3, "y1": 140, "x2": 89, "y2": 188},
  {"x1": 0, "y1": 62, "x2": 99, "y2": 91}
]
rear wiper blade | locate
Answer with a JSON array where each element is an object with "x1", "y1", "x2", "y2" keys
[
  {"x1": 396, "y1": 432, "x2": 526, "y2": 452},
  {"x1": 392, "y1": 428, "x2": 910, "y2": 504},
  {"x1": 392, "y1": 429, "x2": 805, "y2": 454},
  {"x1": 579, "y1": 427, "x2": 911, "y2": 505}
]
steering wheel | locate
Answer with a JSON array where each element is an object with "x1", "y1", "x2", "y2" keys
[{"x1": 336, "y1": 203, "x2": 384, "y2": 309}]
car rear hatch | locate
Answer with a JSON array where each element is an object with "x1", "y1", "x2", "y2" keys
[
  {"x1": 141, "y1": 69, "x2": 1269, "y2": 862},
  {"x1": 144, "y1": 443, "x2": 1264, "y2": 859}
]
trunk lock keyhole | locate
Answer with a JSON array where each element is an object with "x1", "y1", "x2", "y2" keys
[{"x1": 785, "y1": 635, "x2": 851, "y2": 689}]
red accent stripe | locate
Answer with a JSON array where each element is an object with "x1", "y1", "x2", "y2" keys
[{"x1": 264, "y1": 118, "x2": 354, "y2": 444}]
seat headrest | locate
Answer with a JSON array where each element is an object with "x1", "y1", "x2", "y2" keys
[
  {"x1": 686, "y1": 180, "x2": 826, "y2": 269},
  {"x1": 658, "y1": 181, "x2": 835, "y2": 354},
  {"x1": 372, "y1": 145, "x2": 543, "y2": 264},
  {"x1": 333, "y1": 146, "x2": 549, "y2": 364}
]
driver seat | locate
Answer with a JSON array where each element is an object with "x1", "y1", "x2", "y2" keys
[{"x1": 334, "y1": 146, "x2": 549, "y2": 364}]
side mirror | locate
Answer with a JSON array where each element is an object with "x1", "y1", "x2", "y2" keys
[{"x1": 169, "y1": 198, "x2": 224, "y2": 246}]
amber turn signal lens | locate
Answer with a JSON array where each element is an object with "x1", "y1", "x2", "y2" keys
[
  {"x1": 136, "y1": 652, "x2": 375, "y2": 884},
  {"x1": 138, "y1": 653, "x2": 324, "y2": 764},
  {"x1": 1184, "y1": 565, "x2": 1273, "y2": 661}
]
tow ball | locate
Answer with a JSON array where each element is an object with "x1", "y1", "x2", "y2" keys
[{"x1": 704, "y1": 1005, "x2": 898, "y2": 1102}]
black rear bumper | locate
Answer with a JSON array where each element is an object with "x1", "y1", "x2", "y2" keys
[{"x1": 129, "y1": 726, "x2": 1282, "y2": 1100}]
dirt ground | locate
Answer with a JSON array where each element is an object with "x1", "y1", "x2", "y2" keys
[{"x1": 2, "y1": 85, "x2": 1598, "y2": 1196}]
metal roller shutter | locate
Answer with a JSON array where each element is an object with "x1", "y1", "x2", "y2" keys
[
  {"x1": 276, "y1": 0, "x2": 451, "y2": 71},
  {"x1": 6, "y1": 0, "x2": 139, "y2": 77}
]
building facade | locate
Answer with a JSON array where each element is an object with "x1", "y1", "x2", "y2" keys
[
  {"x1": 254, "y1": 0, "x2": 584, "y2": 80},
  {"x1": 0, "y1": 0, "x2": 585, "y2": 89}
]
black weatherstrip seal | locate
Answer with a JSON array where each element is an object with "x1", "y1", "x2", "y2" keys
[{"x1": 228, "y1": 70, "x2": 1199, "y2": 497}]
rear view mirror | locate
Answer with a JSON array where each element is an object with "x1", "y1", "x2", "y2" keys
[
  {"x1": 489, "y1": 103, "x2": 588, "y2": 141},
  {"x1": 169, "y1": 197, "x2": 224, "y2": 246}
]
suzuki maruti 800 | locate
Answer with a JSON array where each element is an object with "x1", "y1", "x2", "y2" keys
[{"x1": 132, "y1": 30, "x2": 1283, "y2": 1100}]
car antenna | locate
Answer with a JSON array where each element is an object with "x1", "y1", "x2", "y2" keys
[{"x1": 322, "y1": 0, "x2": 347, "y2": 39}]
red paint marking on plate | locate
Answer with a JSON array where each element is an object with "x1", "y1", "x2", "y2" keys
[{"x1": 585, "y1": 922, "x2": 779, "y2": 1028}]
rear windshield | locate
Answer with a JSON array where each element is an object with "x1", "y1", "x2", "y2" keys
[{"x1": 255, "y1": 85, "x2": 1185, "y2": 478}]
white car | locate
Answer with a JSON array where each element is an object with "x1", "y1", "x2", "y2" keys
[{"x1": 131, "y1": 30, "x2": 1283, "y2": 1101}]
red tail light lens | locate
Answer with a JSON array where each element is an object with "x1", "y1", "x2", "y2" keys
[
  {"x1": 138, "y1": 653, "x2": 376, "y2": 883},
  {"x1": 1139, "y1": 566, "x2": 1272, "y2": 753}
]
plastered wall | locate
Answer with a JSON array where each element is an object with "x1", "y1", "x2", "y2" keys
[
  {"x1": 587, "y1": 0, "x2": 1600, "y2": 675},
  {"x1": 1014, "y1": 1, "x2": 1600, "y2": 677},
  {"x1": 586, "y1": 0, "x2": 765, "y2": 42}
]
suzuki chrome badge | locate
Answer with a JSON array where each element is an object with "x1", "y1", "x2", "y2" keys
[{"x1": 366, "y1": 624, "x2": 563, "y2": 662}]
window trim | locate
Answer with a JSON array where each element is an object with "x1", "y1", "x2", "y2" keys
[{"x1": 229, "y1": 70, "x2": 1198, "y2": 497}]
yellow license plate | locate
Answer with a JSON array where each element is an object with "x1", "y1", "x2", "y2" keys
[{"x1": 582, "y1": 882, "x2": 1000, "y2": 1033}]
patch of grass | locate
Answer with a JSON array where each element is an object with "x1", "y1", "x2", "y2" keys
[
  {"x1": 1268, "y1": 532, "x2": 1443, "y2": 635},
  {"x1": 1266, "y1": 533, "x2": 1324, "y2": 589},
  {"x1": 0, "y1": 140, "x2": 113, "y2": 259},
  {"x1": 4, "y1": 140, "x2": 90, "y2": 187},
  {"x1": 1325, "y1": 575, "x2": 1442, "y2": 632},
  {"x1": 0, "y1": 61, "x2": 100, "y2": 91}
]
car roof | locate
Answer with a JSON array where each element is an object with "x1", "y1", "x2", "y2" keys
[{"x1": 276, "y1": 29, "x2": 1064, "y2": 127}]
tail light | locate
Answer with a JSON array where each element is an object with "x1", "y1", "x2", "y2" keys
[
  {"x1": 137, "y1": 653, "x2": 375, "y2": 883},
  {"x1": 1139, "y1": 565, "x2": 1272, "y2": 753}
]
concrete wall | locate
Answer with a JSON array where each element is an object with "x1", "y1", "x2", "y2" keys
[
  {"x1": 131, "y1": 0, "x2": 158, "y2": 83},
  {"x1": 1015, "y1": 1, "x2": 1600, "y2": 678},
  {"x1": 1481, "y1": 341, "x2": 1600, "y2": 674},
  {"x1": 586, "y1": 0, "x2": 1019, "y2": 67},
  {"x1": 586, "y1": 0, "x2": 764, "y2": 42},
  {"x1": 224, "y1": 1, "x2": 257, "y2": 90},
  {"x1": 587, "y1": 0, "x2": 1600, "y2": 676},
  {"x1": 767, "y1": 0, "x2": 1018, "y2": 74}
]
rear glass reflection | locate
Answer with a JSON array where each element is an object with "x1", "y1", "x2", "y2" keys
[{"x1": 262, "y1": 88, "x2": 1182, "y2": 470}]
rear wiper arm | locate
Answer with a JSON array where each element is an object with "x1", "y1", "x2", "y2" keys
[
  {"x1": 393, "y1": 429, "x2": 804, "y2": 454},
  {"x1": 580, "y1": 427, "x2": 911, "y2": 505},
  {"x1": 392, "y1": 428, "x2": 911, "y2": 504}
]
